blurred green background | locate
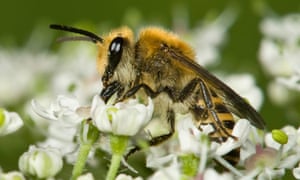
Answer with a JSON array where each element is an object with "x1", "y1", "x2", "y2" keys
[
  {"x1": 1, "y1": 0, "x2": 300, "y2": 179},
  {"x1": 1, "y1": 0, "x2": 298, "y2": 128}
]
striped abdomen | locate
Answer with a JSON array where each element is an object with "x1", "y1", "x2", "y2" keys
[{"x1": 190, "y1": 80, "x2": 239, "y2": 165}]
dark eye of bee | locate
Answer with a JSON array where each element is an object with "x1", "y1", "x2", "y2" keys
[
  {"x1": 109, "y1": 37, "x2": 123, "y2": 67},
  {"x1": 102, "y1": 37, "x2": 124, "y2": 82}
]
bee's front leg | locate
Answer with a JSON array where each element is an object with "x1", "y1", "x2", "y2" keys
[{"x1": 100, "y1": 81, "x2": 124, "y2": 103}]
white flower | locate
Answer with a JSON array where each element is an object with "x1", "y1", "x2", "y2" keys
[
  {"x1": 0, "y1": 171, "x2": 25, "y2": 180},
  {"x1": 259, "y1": 14, "x2": 300, "y2": 93},
  {"x1": 199, "y1": 168, "x2": 234, "y2": 180},
  {"x1": 0, "y1": 48, "x2": 57, "y2": 105},
  {"x1": 31, "y1": 95, "x2": 88, "y2": 163},
  {"x1": 148, "y1": 158, "x2": 180, "y2": 180},
  {"x1": 277, "y1": 74, "x2": 300, "y2": 92},
  {"x1": 221, "y1": 73, "x2": 263, "y2": 110},
  {"x1": 116, "y1": 174, "x2": 143, "y2": 180},
  {"x1": 215, "y1": 119, "x2": 251, "y2": 157},
  {"x1": 177, "y1": 115, "x2": 203, "y2": 154},
  {"x1": 91, "y1": 96, "x2": 154, "y2": 136},
  {"x1": 243, "y1": 125, "x2": 300, "y2": 179},
  {"x1": 18, "y1": 145, "x2": 63, "y2": 179},
  {"x1": 0, "y1": 108, "x2": 23, "y2": 136},
  {"x1": 267, "y1": 80, "x2": 293, "y2": 105},
  {"x1": 37, "y1": 126, "x2": 78, "y2": 163},
  {"x1": 265, "y1": 125, "x2": 300, "y2": 169},
  {"x1": 293, "y1": 165, "x2": 300, "y2": 179},
  {"x1": 31, "y1": 95, "x2": 84, "y2": 125},
  {"x1": 77, "y1": 172, "x2": 95, "y2": 180},
  {"x1": 243, "y1": 145, "x2": 285, "y2": 180},
  {"x1": 191, "y1": 8, "x2": 236, "y2": 67}
]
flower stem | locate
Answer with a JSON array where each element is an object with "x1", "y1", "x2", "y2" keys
[
  {"x1": 106, "y1": 135, "x2": 129, "y2": 180},
  {"x1": 71, "y1": 121, "x2": 99, "y2": 180},
  {"x1": 71, "y1": 142, "x2": 93, "y2": 180},
  {"x1": 106, "y1": 153, "x2": 123, "y2": 180}
]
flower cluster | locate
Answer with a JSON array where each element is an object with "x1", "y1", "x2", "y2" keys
[
  {"x1": 1, "y1": 8, "x2": 300, "y2": 180},
  {"x1": 259, "y1": 14, "x2": 300, "y2": 105}
]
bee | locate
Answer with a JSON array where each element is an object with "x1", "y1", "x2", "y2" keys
[{"x1": 50, "y1": 24, "x2": 266, "y2": 165}]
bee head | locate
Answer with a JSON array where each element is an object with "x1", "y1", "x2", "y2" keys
[
  {"x1": 97, "y1": 27, "x2": 135, "y2": 87},
  {"x1": 50, "y1": 24, "x2": 136, "y2": 87}
]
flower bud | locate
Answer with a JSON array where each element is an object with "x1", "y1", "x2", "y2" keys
[
  {"x1": 18, "y1": 146, "x2": 63, "y2": 179},
  {"x1": 79, "y1": 120, "x2": 100, "y2": 144},
  {"x1": 0, "y1": 108, "x2": 23, "y2": 136}
]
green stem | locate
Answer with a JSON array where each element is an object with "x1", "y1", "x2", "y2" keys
[
  {"x1": 106, "y1": 135, "x2": 129, "y2": 180},
  {"x1": 71, "y1": 142, "x2": 93, "y2": 180},
  {"x1": 71, "y1": 121, "x2": 99, "y2": 180},
  {"x1": 106, "y1": 153, "x2": 123, "y2": 180}
]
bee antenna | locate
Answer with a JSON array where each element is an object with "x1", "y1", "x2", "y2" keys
[
  {"x1": 55, "y1": 36, "x2": 96, "y2": 43},
  {"x1": 49, "y1": 24, "x2": 103, "y2": 43}
]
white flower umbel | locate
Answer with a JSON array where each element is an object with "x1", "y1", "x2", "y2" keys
[
  {"x1": 0, "y1": 108, "x2": 23, "y2": 136},
  {"x1": 259, "y1": 14, "x2": 300, "y2": 77},
  {"x1": 265, "y1": 126, "x2": 300, "y2": 169},
  {"x1": 91, "y1": 95, "x2": 154, "y2": 136},
  {"x1": 91, "y1": 95, "x2": 153, "y2": 180},
  {"x1": 243, "y1": 125, "x2": 300, "y2": 179},
  {"x1": 221, "y1": 74, "x2": 263, "y2": 110},
  {"x1": 259, "y1": 14, "x2": 300, "y2": 98},
  {"x1": 191, "y1": 8, "x2": 237, "y2": 67},
  {"x1": 31, "y1": 95, "x2": 88, "y2": 163},
  {"x1": 18, "y1": 145, "x2": 63, "y2": 179}
]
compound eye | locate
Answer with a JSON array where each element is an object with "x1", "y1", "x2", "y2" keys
[
  {"x1": 109, "y1": 37, "x2": 123, "y2": 56},
  {"x1": 103, "y1": 37, "x2": 124, "y2": 82}
]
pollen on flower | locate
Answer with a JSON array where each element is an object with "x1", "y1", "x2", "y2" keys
[{"x1": 272, "y1": 129, "x2": 288, "y2": 145}]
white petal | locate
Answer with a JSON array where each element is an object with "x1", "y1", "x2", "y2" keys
[
  {"x1": 265, "y1": 133, "x2": 280, "y2": 150},
  {"x1": 77, "y1": 173, "x2": 95, "y2": 180},
  {"x1": 293, "y1": 167, "x2": 300, "y2": 179},
  {"x1": 216, "y1": 119, "x2": 250, "y2": 156},
  {"x1": 113, "y1": 106, "x2": 147, "y2": 136},
  {"x1": 92, "y1": 105, "x2": 112, "y2": 133},
  {"x1": 203, "y1": 168, "x2": 234, "y2": 180},
  {"x1": 232, "y1": 119, "x2": 251, "y2": 141},
  {"x1": 148, "y1": 158, "x2": 180, "y2": 180},
  {"x1": 31, "y1": 100, "x2": 57, "y2": 121},
  {"x1": 0, "y1": 111, "x2": 23, "y2": 135}
]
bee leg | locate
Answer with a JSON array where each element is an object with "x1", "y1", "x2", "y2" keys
[
  {"x1": 177, "y1": 78, "x2": 201, "y2": 101},
  {"x1": 122, "y1": 84, "x2": 162, "y2": 100},
  {"x1": 125, "y1": 108, "x2": 175, "y2": 159},
  {"x1": 149, "y1": 108, "x2": 175, "y2": 146},
  {"x1": 162, "y1": 78, "x2": 201, "y2": 102},
  {"x1": 100, "y1": 81, "x2": 124, "y2": 102}
]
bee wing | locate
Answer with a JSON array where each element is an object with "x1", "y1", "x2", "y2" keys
[{"x1": 168, "y1": 50, "x2": 266, "y2": 129}]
